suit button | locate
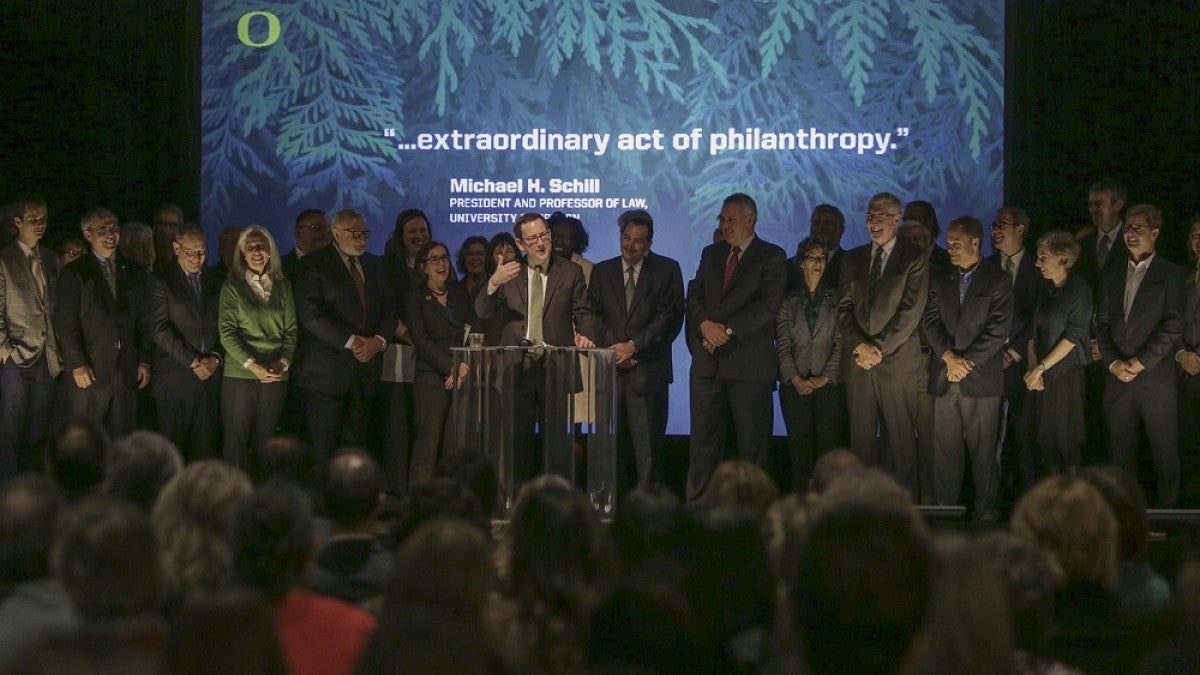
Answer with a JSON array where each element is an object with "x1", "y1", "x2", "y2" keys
[{"x1": 114, "y1": 341, "x2": 122, "y2": 350}]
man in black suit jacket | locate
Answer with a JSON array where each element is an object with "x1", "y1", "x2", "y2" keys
[
  {"x1": 587, "y1": 209, "x2": 685, "y2": 491},
  {"x1": 476, "y1": 213, "x2": 596, "y2": 485},
  {"x1": 1178, "y1": 217, "x2": 1200, "y2": 507},
  {"x1": 146, "y1": 224, "x2": 223, "y2": 460},
  {"x1": 922, "y1": 217, "x2": 1012, "y2": 520},
  {"x1": 54, "y1": 208, "x2": 151, "y2": 437},
  {"x1": 293, "y1": 209, "x2": 396, "y2": 466},
  {"x1": 837, "y1": 192, "x2": 929, "y2": 495},
  {"x1": 281, "y1": 208, "x2": 331, "y2": 282},
  {"x1": 989, "y1": 206, "x2": 1042, "y2": 488},
  {"x1": 0, "y1": 196, "x2": 61, "y2": 480},
  {"x1": 685, "y1": 193, "x2": 787, "y2": 499},
  {"x1": 1095, "y1": 204, "x2": 1185, "y2": 507}
]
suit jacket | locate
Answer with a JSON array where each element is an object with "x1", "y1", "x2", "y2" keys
[
  {"x1": 988, "y1": 249, "x2": 1041, "y2": 353},
  {"x1": 686, "y1": 236, "x2": 788, "y2": 382},
  {"x1": 293, "y1": 246, "x2": 396, "y2": 396},
  {"x1": 1095, "y1": 254, "x2": 1185, "y2": 379},
  {"x1": 588, "y1": 252, "x2": 685, "y2": 392},
  {"x1": 0, "y1": 241, "x2": 61, "y2": 375},
  {"x1": 474, "y1": 255, "x2": 595, "y2": 347},
  {"x1": 146, "y1": 263, "x2": 222, "y2": 395},
  {"x1": 1076, "y1": 228, "x2": 1130, "y2": 292},
  {"x1": 836, "y1": 239, "x2": 929, "y2": 364},
  {"x1": 54, "y1": 253, "x2": 141, "y2": 387},
  {"x1": 775, "y1": 283, "x2": 841, "y2": 383},
  {"x1": 405, "y1": 285, "x2": 475, "y2": 377},
  {"x1": 922, "y1": 259, "x2": 1013, "y2": 398},
  {"x1": 281, "y1": 249, "x2": 304, "y2": 282},
  {"x1": 1183, "y1": 265, "x2": 1200, "y2": 353}
]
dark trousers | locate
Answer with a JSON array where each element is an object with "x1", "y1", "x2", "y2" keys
[
  {"x1": 221, "y1": 377, "x2": 287, "y2": 470},
  {"x1": 845, "y1": 338, "x2": 921, "y2": 495},
  {"x1": 68, "y1": 377, "x2": 136, "y2": 440},
  {"x1": 933, "y1": 386, "x2": 1001, "y2": 516},
  {"x1": 512, "y1": 360, "x2": 550, "y2": 487},
  {"x1": 155, "y1": 374, "x2": 221, "y2": 461},
  {"x1": 1178, "y1": 373, "x2": 1200, "y2": 507},
  {"x1": 778, "y1": 380, "x2": 844, "y2": 491},
  {"x1": 0, "y1": 356, "x2": 55, "y2": 481},
  {"x1": 303, "y1": 376, "x2": 386, "y2": 475},
  {"x1": 1105, "y1": 369, "x2": 1179, "y2": 507},
  {"x1": 410, "y1": 371, "x2": 454, "y2": 488},
  {"x1": 914, "y1": 350, "x2": 937, "y2": 503},
  {"x1": 686, "y1": 375, "x2": 774, "y2": 499},
  {"x1": 615, "y1": 375, "x2": 669, "y2": 493},
  {"x1": 384, "y1": 382, "x2": 414, "y2": 495}
]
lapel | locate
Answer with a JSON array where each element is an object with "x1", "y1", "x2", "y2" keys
[
  {"x1": 625, "y1": 254, "x2": 652, "y2": 319},
  {"x1": 1127, "y1": 257, "x2": 1163, "y2": 324},
  {"x1": 723, "y1": 238, "x2": 758, "y2": 294},
  {"x1": 12, "y1": 244, "x2": 48, "y2": 309},
  {"x1": 541, "y1": 257, "x2": 561, "y2": 308},
  {"x1": 170, "y1": 265, "x2": 203, "y2": 319}
]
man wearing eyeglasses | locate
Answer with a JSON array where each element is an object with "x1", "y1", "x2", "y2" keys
[
  {"x1": 1095, "y1": 203, "x2": 1185, "y2": 507},
  {"x1": 293, "y1": 209, "x2": 396, "y2": 468},
  {"x1": 55, "y1": 207, "x2": 151, "y2": 438},
  {"x1": 282, "y1": 208, "x2": 331, "y2": 281},
  {"x1": 836, "y1": 192, "x2": 929, "y2": 496},
  {"x1": 0, "y1": 195, "x2": 61, "y2": 481},
  {"x1": 476, "y1": 212, "x2": 596, "y2": 484},
  {"x1": 145, "y1": 224, "x2": 223, "y2": 460}
]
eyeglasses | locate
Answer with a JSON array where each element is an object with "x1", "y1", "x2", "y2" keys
[
  {"x1": 88, "y1": 226, "x2": 119, "y2": 237},
  {"x1": 243, "y1": 243, "x2": 268, "y2": 253},
  {"x1": 803, "y1": 254, "x2": 828, "y2": 263},
  {"x1": 423, "y1": 254, "x2": 451, "y2": 265},
  {"x1": 1124, "y1": 224, "x2": 1156, "y2": 235},
  {"x1": 991, "y1": 219, "x2": 1015, "y2": 229},
  {"x1": 298, "y1": 222, "x2": 328, "y2": 231},
  {"x1": 179, "y1": 247, "x2": 206, "y2": 259},
  {"x1": 337, "y1": 228, "x2": 370, "y2": 240},
  {"x1": 522, "y1": 231, "x2": 552, "y2": 244},
  {"x1": 866, "y1": 212, "x2": 899, "y2": 223}
]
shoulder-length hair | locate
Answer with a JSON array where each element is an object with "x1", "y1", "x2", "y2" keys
[
  {"x1": 412, "y1": 241, "x2": 452, "y2": 288},
  {"x1": 231, "y1": 225, "x2": 284, "y2": 282}
]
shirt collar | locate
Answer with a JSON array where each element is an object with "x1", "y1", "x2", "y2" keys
[
  {"x1": 16, "y1": 240, "x2": 35, "y2": 256},
  {"x1": 1129, "y1": 251, "x2": 1155, "y2": 272}
]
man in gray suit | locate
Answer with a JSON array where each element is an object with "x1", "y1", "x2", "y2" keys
[
  {"x1": 837, "y1": 192, "x2": 929, "y2": 494},
  {"x1": 922, "y1": 216, "x2": 1012, "y2": 521},
  {"x1": 0, "y1": 196, "x2": 61, "y2": 480}
]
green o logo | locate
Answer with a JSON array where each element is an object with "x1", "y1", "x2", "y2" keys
[{"x1": 237, "y1": 11, "x2": 281, "y2": 47}]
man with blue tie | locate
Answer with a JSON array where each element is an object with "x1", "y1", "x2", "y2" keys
[
  {"x1": 588, "y1": 209, "x2": 685, "y2": 490},
  {"x1": 146, "y1": 224, "x2": 223, "y2": 459}
]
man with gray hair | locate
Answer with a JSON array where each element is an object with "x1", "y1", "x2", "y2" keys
[{"x1": 55, "y1": 208, "x2": 150, "y2": 437}]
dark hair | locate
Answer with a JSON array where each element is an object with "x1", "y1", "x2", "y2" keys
[
  {"x1": 794, "y1": 236, "x2": 827, "y2": 259},
  {"x1": 1089, "y1": 176, "x2": 1128, "y2": 205},
  {"x1": 610, "y1": 485, "x2": 681, "y2": 572},
  {"x1": 0, "y1": 474, "x2": 63, "y2": 583},
  {"x1": 47, "y1": 417, "x2": 110, "y2": 500},
  {"x1": 810, "y1": 203, "x2": 845, "y2": 228},
  {"x1": 232, "y1": 481, "x2": 314, "y2": 601},
  {"x1": 13, "y1": 193, "x2": 47, "y2": 217},
  {"x1": 390, "y1": 477, "x2": 486, "y2": 545},
  {"x1": 946, "y1": 214, "x2": 984, "y2": 243},
  {"x1": 905, "y1": 199, "x2": 940, "y2": 236},
  {"x1": 549, "y1": 213, "x2": 590, "y2": 254},
  {"x1": 413, "y1": 240, "x2": 452, "y2": 288},
  {"x1": 1080, "y1": 465, "x2": 1150, "y2": 564},
  {"x1": 166, "y1": 590, "x2": 289, "y2": 675},
  {"x1": 455, "y1": 235, "x2": 488, "y2": 275},
  {"x1": 322, "y1": 448, "x2": 385, "y2": 527},
  {"x1": 485, "y1": 232, "x2": 519, "y2": 275},
  {"x1": 54, "y1": 496, "x2": 165, "y2": 618},
  {"x1": 512, "y1": 212, "x2": 546, "y2": 240},
  {"x1": 386, "y1": 208, "x2": 432, "y2": 257},
  {"x1": 293, "y1": 208, "x2": 325, "y2": 228},
  {"x1": 255, "y1": 435, "x2": 316, "y2": 488},
  {"x1": 434, "y1": 447, "x2": 499, "y2": 521},
  {"x1": 105, "y1": 430, "x2": 183, "y2": 513}
]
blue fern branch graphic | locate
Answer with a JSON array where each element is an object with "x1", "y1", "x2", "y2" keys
[
  {"x1": 827, "y1": 0, "x2": 888, "y2": 106},
  {"x1": 419, "y1": 0, "x2": 478, "y2": 116},
  {"x1": 484, "y1": 0, "x2": 537, "y2": 55},
  {"x1": 758, "y1": 0, "x2": 817, "y2": 78}
]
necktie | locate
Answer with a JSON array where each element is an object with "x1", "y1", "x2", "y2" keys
[
  {"x1": 959, "y1": 269, "x2": 970, "y2": 304},
  {"x1": 348, "y1": 256, "x2": 367, "y2": 319},
  {"x1": 868, "y1": 245, "x2": 883, "y2": 302},
  {"x1": 624, "y1": 265, "x2": 636, "y2": 310},
  {"x1": 1002, "y1": 254, "x2": 1013, "y2": 277},
  {"x1": 102, "y1": 258, "x2": 117, "y2": 298},
  {"x1": 29, "y1": 252, "x2": 46, "y2": 301},
  {"x1": 723, "y1": 247, "x2": 740, "y2": 290},
  {"x1": 1097, "y1": 234, "x2": 1111, "y2": 268},
  {"x1": 188, "y1": 273, "x2": 202, "y2": 305},
  {"x1": 529, "y1": 265, "x2": 544, "y2": 346}
]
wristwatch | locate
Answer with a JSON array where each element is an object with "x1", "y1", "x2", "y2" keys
[
  {"x1": 1036, "y1": 362, "x2": 1046, "y2": 372},
  {"x1": 725, "y1": 326, "x2": 733, "y2": 336}
]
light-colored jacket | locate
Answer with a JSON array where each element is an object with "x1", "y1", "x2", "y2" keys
[{"x1": 0, "y1": 241, "x2": 61, "y2": 375}]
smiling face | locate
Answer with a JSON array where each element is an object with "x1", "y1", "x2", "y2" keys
[
  {"x1": 421, "y1": 244, "x2": 451, "y2": 288},
  {"x1": 516, "y1": 218, "x2": 553, "y2": 266},
  {"x1": 1035, "y1": 244, "x2": 1066, "y2": 281},
  {"x1": 717, "y1": 203, "x2": 755, "y2": 248},
  {"x1": 333, "y1": 216, "x2": 370, "y2": 257},
  {"x1": 462, "y1": 242, "x2": 486, "y2": 276},
  {"x1": 551, "y1": 221, "x2": 574, "y2": 259},
  {"x1": 866, "y1": 201, "x2": 900, "y2": 247},
  {"x1": 401, "y1": 217, "x2": 430, "y2": 258},
  {"x1": 494, "y1": 241, "x2": 517, "y2": 265},
  {"x1": 241, "y1": 231, "x2": 270, "y2": 274},
  {"x1": 83, "y1": 214, "x2": 120, "y2": 257},
  {"x1": 1088, "y1": 189, "x2": 1124, "y2": 233},
  {"x1": 174, "y1": 231, "x2": 207, "y2": 274},
  {"x1": 799, "y1": 243, "x2": 827, "y2": 282},
  {"x1": 990, "y1": 212, "x2": 1025, "y2": 255},
  {"x1": 1123, "y1": 213, "x2": 1159, "y2": 260},
  {"x1": 946, "y1": 228, "x2": 980, "y2": 269},
  {"x1": 620, "y1": 223, "x2": 652, "y2": 266}
]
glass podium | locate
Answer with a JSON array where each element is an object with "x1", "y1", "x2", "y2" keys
[{"x1": 450, "y1": 346, "x2": 617, "y2": 515}]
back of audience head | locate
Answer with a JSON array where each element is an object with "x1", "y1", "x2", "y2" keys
[
  {"x1": 383, "y1": 517, "x2": 494, "y2": 625},
  {"x1": 4, "y1": 632, "x2": 158, "y2": 675},
  {"x1": 255, "y1": 435, "x2": 316, "y2": 488},
  {"x1": 322, "y1": 448, "x2": 384, "y2": 531},
  {"x1": 105, "y1": 431, "x2": 183, "y2": 513},
  {"x1": 355, "y1": 606, "x2": 489, "y2": 675},
  {"x1": 232, "y1": 480, "x2": 314, "y2": 603},
  {"x1": 819, "y1": 466, "x2": 925, "y2": 535},
  {"x1": 1079, "y1": 465, "x2": 1149, "y2": 565},
  {"x1": 764, "y1": 491, "x2": 824, "y2": 587},
  {"x1": 1010, "y1": 474, "x2": 1118, "y2": 588},
  {"x1": 699, "y1": 459, "x2": 779, "y2": 516},
  {"x1": 53, "y1": 496, "x2": 165, "y2": 620},
  {"x1": 46, "y1": 418, "x2": 109, "y2": 501},
  {"x1": 164, "y1": 589, "x2": 288, "y2": 675},
  {"x1": 434, "y1": 447, "x2": 499, "y2": 519},
  {"x1": 0, "y1": 474, "x2": 63, "y2": 584},
  {"x1": 610, "y1": 484, "x2": 681, "y2": 572},
  {"x1": 151, "y1": 460, "x2": 253, "y2": 599},
  {"x1": 972, "y1": 531, "x2": 1057, "y2": 662},
  {"x1": 808, "y1": 448, "x2": 864, "y2": 494},
  {"x1": 391, "y1": 476, "x2": 485, "y2": 545},
  {"x1": 793, "y1": 503, "x2": 932, "y2": 675},
  {"x1": 586, "y1": 580, "x2": 692, "y2": 675},
  {"x1": 507, "y1": 483, "x2": 615, "y2": 603}
]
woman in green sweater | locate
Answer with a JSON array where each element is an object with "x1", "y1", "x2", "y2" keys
[{"x1": 218, "y1": 225, "x2": 296, "y2": 468}]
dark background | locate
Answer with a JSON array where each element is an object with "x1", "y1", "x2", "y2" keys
[{"x1": 1, "y1": 0, "x2": 1197, "y2": 253}]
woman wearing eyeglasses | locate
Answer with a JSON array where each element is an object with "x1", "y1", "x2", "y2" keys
[
  {"x1": 406, "y1": 240, "x2": 476, "y2": 487},
  {"x1": 775, "y1": 237, "x2": 844, "y2": 491},
  {"x1": 218, "y1": 225, "x2": 297, "y2": 469}
]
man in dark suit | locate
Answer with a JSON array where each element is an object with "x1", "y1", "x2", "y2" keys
[
  {"x1": 0, "y1": 195, "x2": 61, "y2": 480},
  {"x1": 1177, "y1": 216, "x2": 1200, "y2": 507},
  {"x1": 54, "y1": 207, "x2": 151, "y2": 438},
  {"x1": 476, "y1": 212, "x2": 596, "y2": 484},
  {"x1": 904, "y1": 200, "x2": 952, "y2": 271},
  {"x1": 837, "y1": 192, "x2": 929, "y2": 495},
  {"x1": 145, "y1": 224, "x2": 223, "y2": 460},
  {"x1": 587, "y1": 209, "x2": 685, "y2": 491},
  {"x1": 281, "y1": 208, "x2": 331, "y2": 281},
  {"x1": 293, "y1": 208, "x2": 396, "y2": 468},
  {"x1": 1095, "y1": 203, "x2": 1185, "y2": 507},
  {"x1": 789, "y1": 204, "x2": 846, "y2": 293},
  {"x1": 922, "y1": 216, "x2": 1012, "y2": 521},
  {"x1": 685, "y1": 193, "x2": 787, "y2": 499},
  {"x1": 989, "y1": 206, "x2": 1042, "y2": 489}
]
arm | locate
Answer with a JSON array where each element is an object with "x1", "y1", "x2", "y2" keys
[
  {"x1": 920, "y1": 277, "x2": 953, "y2": 359},
  {"x1": 775, "y1": 297, "x2": 799, "y2": 382},
  {"x1": 293, "y1": 262, "x2": 355, "y2": 350},
  {"x1": 822, "y1": 320, "x2": 843, "y2": 382},
  {"x1": 1094, "y1": 274, "x2": 1120, "y2": 367},
  {"x1": 570, "y1": 269, "x2": 596, "y2": 343},
  {"x1": 147, "y1": 277, "x2": 201, "y2": 368},
  {"x1": 836, "y1": 251, "x2": 870, "y2": 351},
  {"x1": 217, "y1": 280, "x2": 255, "y2": 367},
  {"x1": 875, "y1": 250, "x2": 930, "y2": 355},
  {"x1": 54, "y1": 264, "x2": 89, "y2": 371},
  {"x1": 725, "y1": 246, "x2": 788, "y2": 338},
  {"x1": 585, "y1": 273, "x2": 613, "y2": 348},
  {"x1": 406, "y1": 291, "x2": 452, "y2": 377},
  {"x1": 1135, "y1": 266, "x2": 1186, "y2": 370},
  {"x1": 629, "y1": 260, "x2": 685, "y2": 355},
  {"x1": 962, "y1": 274, "x2": 1014, "y2": 366},
  {"x1": 0, "y1": 261, "x2": 9, "y2": 362},
  {"x1": 278, "y1": 278, "x2": 298, "y2": 364}
]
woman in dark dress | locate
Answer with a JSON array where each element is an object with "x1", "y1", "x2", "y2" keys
[
  {"x1": 1022, "y1": 231, "x2": 1092, "y2": 477},
  {"x1": 405, "y1": 241, "x2": 475, "y2": 487},
  {"x1": 774, "y1": 237, "x2": 843, "y2": 491},
  {"x1": 480, "y1": 232, "x2": 519, "y2": 346},
  {"x1": 384, "y1": 208, "x2": 433, "y2": 342}
]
